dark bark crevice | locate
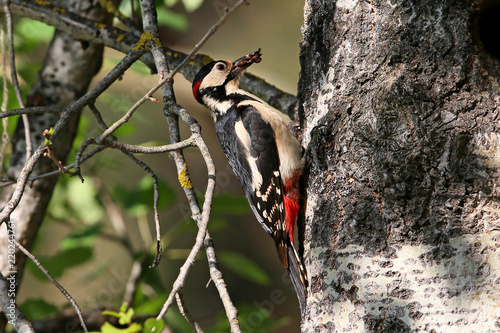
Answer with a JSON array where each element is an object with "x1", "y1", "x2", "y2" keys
[{"x1": 299, "y1": 0, "x2": 500, "y2": 331}]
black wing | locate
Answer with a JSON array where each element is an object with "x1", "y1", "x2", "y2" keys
[{"x1": 215, "y1": 104, "x2": 289, "y2": 267}]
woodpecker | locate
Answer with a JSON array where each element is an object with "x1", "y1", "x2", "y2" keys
[{"x1": 192, "y1": 49, "x2": 307, "y2": 310}]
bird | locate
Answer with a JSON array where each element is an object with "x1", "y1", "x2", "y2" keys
[{"x1": 192, "y1": 49, "x2": 307, "y2": 311}]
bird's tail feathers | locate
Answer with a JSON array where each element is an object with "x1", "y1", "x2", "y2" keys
[{"x1": 287, "y1": 244, "x2": 307, "y2": 315}]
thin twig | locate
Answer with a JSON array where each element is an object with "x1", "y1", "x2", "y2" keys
[
  {"x1": 156, "y1": 193, "x2": 210, "y2": 319},
  {"x1": 123, "y1": 256, "x2": 146, "y2": 306},
  {"x1": 43, "y1": 129, "x2": 78, "y2": 176},
  {"x1": 178, "y1": 108, "x2": 241, "y2": 332},
  {"x1": 0, "y1": 17, "x2": 10, "y2": 176},
  {"x1": 87, "y1": 103, "x2": 164, "y2": 267},
  {"x1": 3, "y1": 0, "x2": 298, "y2": 115},
  {"x1": 15, "y1": 240, "x2": 88, "y2": 333},
  {"x1": 2, "y1": 1, "x2": 32, "y2": 160},
  {"x1": 0, "y1": 106, "x2": 65, "y2": 118},
  {"x1": 0, "y1": 146, "x2": 106, "y2": 187},
  {"x1": 95, "y1": 0, "x2": 248, "y2": 146},
  {"x1": 175, "y1": 0, "x2": 249, "y2": 75},
  {"x1": 102, "y1": 137, "x2": 196, "y2": 153},
  {"x1": 176, "y1": 291, "x2": 204, "y2": 333},
  {"x1": 0, "y1": 47, "x2": 145, "y2": 225},
  {"x1": 97, "y1": 0, "x2": 139, "y2": 35},
  {"x1": 126, "y1": 153, "x2": 162, "y2": 268},
  {"x1": 136, "y1": 0, "x2": 243, "y2": 329}
]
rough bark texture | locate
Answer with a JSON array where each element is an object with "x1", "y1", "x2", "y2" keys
[
  {"x1": 0, "y1": 0, "x2": 113, "y2": 283},
  {"x1": 298, "y1": 0, "x2": 500, "y2": 332}
]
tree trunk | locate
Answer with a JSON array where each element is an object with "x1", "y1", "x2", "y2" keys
[
  {"x1": 298, "y1": 1, "x2": 500, "y2": 332},
  {"x1": 0, "y1": 0, "x2": 113, "y2": 288}
]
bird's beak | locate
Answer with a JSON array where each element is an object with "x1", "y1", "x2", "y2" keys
[{"x1": 230, "y1": 48, "x2": 262, "y2": 78}]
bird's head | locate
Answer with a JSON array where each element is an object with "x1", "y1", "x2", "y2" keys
[{"x1": 192, "y1": 49, "x2": 262, "y2": 105}]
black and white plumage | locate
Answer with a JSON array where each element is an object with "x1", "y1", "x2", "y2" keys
[{"x1": 192, "y1": 50, "x2": 307, "y2": 311}]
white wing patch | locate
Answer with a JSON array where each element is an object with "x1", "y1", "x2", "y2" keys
[{"x1": 234, "y1": 120, "x2": 263, "y2": 191}]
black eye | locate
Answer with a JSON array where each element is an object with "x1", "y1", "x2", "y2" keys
[{"x1": 216, "y1": 63, "x2": 226, "y2": 71}]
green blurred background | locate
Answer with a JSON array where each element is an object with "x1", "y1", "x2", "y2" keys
[{"x1": 8, "y1": 0, "x2": 305, "y2": 332}]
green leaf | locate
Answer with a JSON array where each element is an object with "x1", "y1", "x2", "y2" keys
[
  {"x1": 164, "y1": 0, "x2": 178, "y2": 6},
  {"x1": 211, "y1": 193, "x2": 251, "y2": 216},
  {"x1": 134, "y1": 293, "x2": 168, "y2": 315},
  {"x1": 163, "y1": 307, "x2": 193, "y2": 333},
  {"x1": 143, "y1": 318, "x2": 165, "y2": 333},
  {"x1": 19, "y1": 299, "x2": 58, "y2": 321},
  {"x1": 101, "y1": 310, "x2": 121, "y2": 319},
  {"x1": 130, "y1": 60, "x2": 153, "y2": 76},
  {"x1": 102, "y1": 303, "x2": 134, "y2": 325},
  {"x1": 218, "y1": 251, "x2": 270, "y2": 286},
  {"x1": 119, "y1": 302, "x2": 129, "y2": 313},
  {"x1": 60, "y1": 224, "x2": 103, "y2": 250},
  {"x1": 181, "y1": 0, "x2": 204, "y2": 12},
  {"x1": 156, "y1": 7, "x2": 188, "y2": 31},
  {"x1": 119, "y1": 307, "x2": 135, "y2": 325},
  {"x1": 66, "y1": 177, "x2": 105, "y2": 224},
  {"x1": 113, "y1": 122, "x2": 137, "y2": 138},
  {"x1": 47, "y1": 176, "x2": 104, "y2": 225}
]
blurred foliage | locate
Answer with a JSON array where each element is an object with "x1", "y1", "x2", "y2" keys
[
  {"x1": 118, "y1": 0, "x2": 191, "y2": 31},
  {"x1": 165, "y1": 0, "x2": 204, "y2": 12},
  {"x1": 112, "y1": 176, "x2": 176, "y2": 216},
  {"x1": 48, "y1": 176, "x2": 105, "y2": 225},
  {"x1": 0, "y1": 18, "x2": 54, "y2": 165},
  {"x1": 218, "y1": 251, "x2": 270, "y2": 286},
  {"x1": 208, "y1": 304, "x2": 291, "y2": 333},
  {"x1": 209, "y1": 192, "x2": 251, "y2": 215},
  {"x1": 27, "y1": 246, "x2": 93, "y2": 280},
  {"x1": 19, "y1": 299, "x2": 59, "y2": 322},
  {"x1": 96, "y1": 303, "x2": 165, "y2": 333},
  {"x1": 8, "y1": 0, "x2": 294, "y2": 331}
]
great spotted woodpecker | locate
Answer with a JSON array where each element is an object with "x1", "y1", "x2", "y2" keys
[{"x1": 192, "y1": 49, "x2": 307, "y2": 309}]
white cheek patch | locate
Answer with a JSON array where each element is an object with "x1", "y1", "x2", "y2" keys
[
  {"x1": 200, "y1": 62, "x2": 231, "y2": 89},
  {"x1": 204, "y1": 97, "x2": 233, "y2": 118}
]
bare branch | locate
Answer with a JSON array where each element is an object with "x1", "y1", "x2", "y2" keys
[
  {"x1": 178, "y1": 108, "x2": 240, "y2": 332},
  {"x1": 0, "y1": 146, "x2": 106, "y2": 188},
  {"x1": 137, "y1": 1, "x2": 241, "y2": 330},
  {"x1": 166, "y1": 0, "x2": 249, "y2": 78},
  {"x1": 3, "y1": 0, "x2": 297, "y2": 115},
  {"x1": 156, "y1": 188, "x2": 210, "y2": 319},
  {"x1": 15, "y1": 240, "x2": 88, "y2": 333},
  {"x1": 42, "y1": 129, "x2": 78, "y2": 176},
  {"x1": 2, "y1": 1, "x2": 32, "y2": 159},
  {"x1": 86, "y1": 103, "x2": 166, "y2": 267},
  {"x1": 176, "y1": 291, "x2": 204, "y2": 333},
  {"x1": 0, "y1": 20, "x2": 10, "y2": 177},
  {"x1": 0, "y1": 106, "x2": 64, "y2": 118},
  {"x1": 0, "y1": 47, "x2": 145, "y2": 225},
  {"x1": 102, "y1": 137, "x2": 196, "y2": 153},
  {"x1": 123, "y1": 256, "x2": 147, "y2": 306}
]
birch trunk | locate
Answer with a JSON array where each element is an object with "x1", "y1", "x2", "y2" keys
[
  {"x1": 298, "y1": 1, "x2": 500, "y2": 332},
  {"x1": 0, "y1": 0, "x2": 112, "y2": 284}
]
